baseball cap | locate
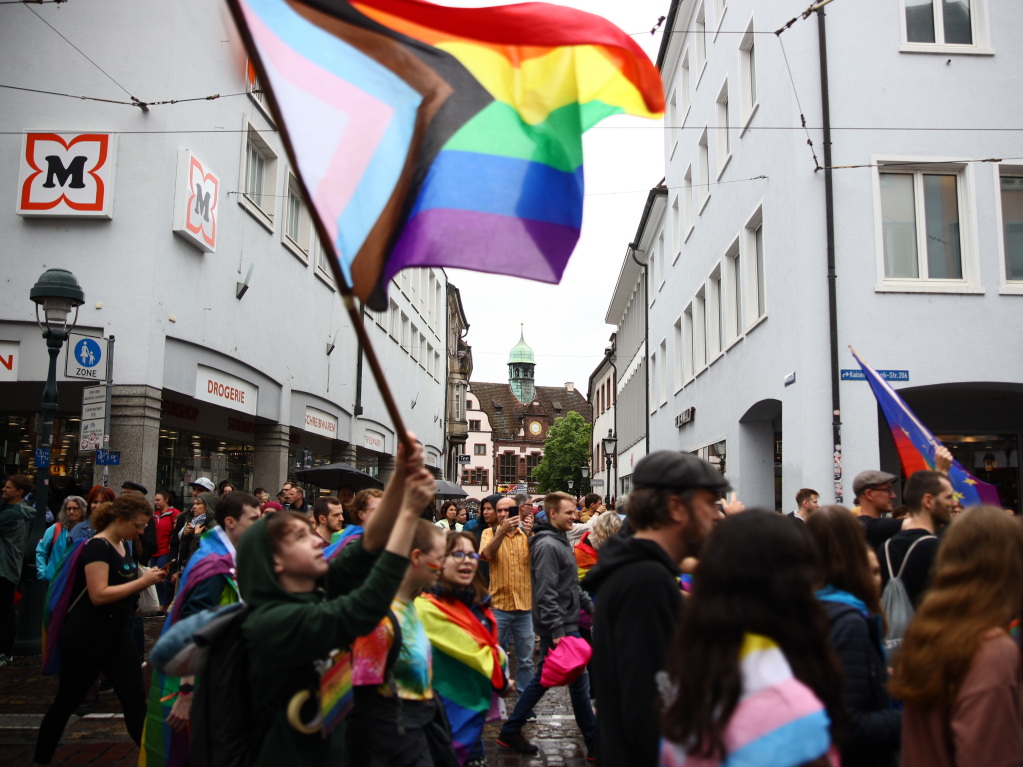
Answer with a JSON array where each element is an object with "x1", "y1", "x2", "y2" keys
[
  {"x1": 121, "y1": 480, "x2": 149, "y2": 495},
  {"x1": 189, "y1": 477, "x2": 216, "y2": 493},
  {"x1": 852, "y1": 470, "x2": 897, "y2": 497},
  {"x1": 632, "y1": 451, "x2": 731, "y2": 495}
]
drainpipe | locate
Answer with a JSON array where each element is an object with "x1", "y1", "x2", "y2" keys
[
  {"x1": 608, "y1": 348, "x2": 618, "y2": 502},
  {"x1": 818, "y1": 8, "x2": 843, "y2": 503}
]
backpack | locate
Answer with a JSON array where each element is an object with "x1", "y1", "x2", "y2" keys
[{"x1": 880, "y1": 535, "x2": 936, "y2": 660}]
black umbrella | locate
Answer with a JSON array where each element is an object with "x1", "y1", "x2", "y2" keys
[
  {"x1": 295, "y1": 461, "x2": 383, "y2": 491},
  {"x1": 435, "y1": 479, "x2": 468, "y2": 498}
]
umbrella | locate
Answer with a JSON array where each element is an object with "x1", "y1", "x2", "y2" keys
[
  {"x1": 435, "y1": 479, "x2": 468, "y2": 498},
  {"x1": 295, "y1": 462, "x2": 383, "y2": 491}
]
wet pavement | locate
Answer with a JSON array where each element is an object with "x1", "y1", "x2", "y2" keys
[{"x1": 0, "y1": 617, "x2": 593, "y2": 766}]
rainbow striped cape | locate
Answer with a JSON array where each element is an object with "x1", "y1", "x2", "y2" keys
[
  {"x1": 415, "y1": 592, "x2": 507, "y2": 765},
  {"x1": 140, "y1": 528, "x2": 239, "y2": 767},
  {"x1": 41, "y1": 537, "x2": 89, "y2": 675},
  {"x1": 226, "y1": 0, "x2": 664, "y2": 308},
  {"x1": 324, "y1": 525, "x2": 363, "y2": 561},
  {"x1": 659, "y1": 634, "x2": 836, "y2": 767}
]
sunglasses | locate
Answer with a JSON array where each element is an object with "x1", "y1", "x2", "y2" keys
[{"x1": 447, "y1": 551, "x2": 482, "y2": 563}]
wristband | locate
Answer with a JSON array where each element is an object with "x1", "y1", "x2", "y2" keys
[{"x1": 178, "y1": 682, "x2": 194, "y2": 695}]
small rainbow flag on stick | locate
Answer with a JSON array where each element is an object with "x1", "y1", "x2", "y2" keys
[
  {"x1": 226, "y1": 0, "x2": 664, "y2": 308},
  {"x1": 851, "y1": 347, "x2": 1001, "y2": 508}
]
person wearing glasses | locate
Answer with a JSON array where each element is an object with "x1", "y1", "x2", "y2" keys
[
  {"x1": 35, "y1": 496, "x2": 86, "y2": 582},
  {"x1": 416, "y1": 532, "x2": 509, "y2": 767}
]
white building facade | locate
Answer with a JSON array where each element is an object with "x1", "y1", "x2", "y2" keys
[
  {"x1": 0, "y1": 0, "x2": 446, "y2": 504},
  {"x1": 643, "y1": 0, "x2": 1023, "y2": 511},
  {"x1": 587, "y1": 339, "x2": 617, "y2": 504}
]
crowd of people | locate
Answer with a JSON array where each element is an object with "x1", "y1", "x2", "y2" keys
[{"x1": 1, "y1": 435, "x2": 1021, "y2": 767}]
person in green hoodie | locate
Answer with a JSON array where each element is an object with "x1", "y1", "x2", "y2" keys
[
  {"x1": 236, "y1": 435, "x2": 436, "y2": 766},
  {"x1": 0, "y1": 474, "x2": 35, "y2": 667}
]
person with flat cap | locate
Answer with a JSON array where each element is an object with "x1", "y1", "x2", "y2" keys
[{"x1": 582, "y1": 451, "x2": 743, "y2": 767}]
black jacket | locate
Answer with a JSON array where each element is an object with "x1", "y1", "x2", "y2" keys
[
  {"x1": 581, "y1": 536, "x2": 683, "y2": 767},
  {"x1": 821, "y1": 599, "x2": 900, "y2": 767}
]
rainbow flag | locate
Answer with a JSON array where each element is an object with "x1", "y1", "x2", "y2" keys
[
  {"x1": 415, "y1": 593, "x2": 507, "y2": 764},
  {"x1": 226, "y1": 0, "x2": 663, "y2": 308},
  {"x1": 41, "y1": 538, "x2": 89, "y2": 675},
  {"x1": 659, "y1": 634, "x2": 835, "y2": 767},
  {"x1": 851, "y1": 348, "x2": 1001, "y2": 508}
]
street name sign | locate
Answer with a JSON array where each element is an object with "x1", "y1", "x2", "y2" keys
[{"x1": 840, "y1": 369, "x2": 909, "y2": 382}]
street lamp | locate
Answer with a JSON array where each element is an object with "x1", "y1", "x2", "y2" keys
[
  {"x1": 17, "y1": 269, "x2": 84, "y2": 653},
  {"x1": 580, "y1": 464, "x2": 589, "y2": 495},
  {"x1": 602, "y1": 429, "x2": 618, "y2": 505},
  {"x1": 567, "y1": 479, "x2": 574, "y2": 492}
]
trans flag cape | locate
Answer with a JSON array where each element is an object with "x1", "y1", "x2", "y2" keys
[
  {"x1": 139, "y1": 528, "x2": 239, "y2": 767},
  {"x1": 852, "y1": 348, "x2": 1001, "y2": 507},
  {"x1": 659, "y1": 634, "x2": 836, "y2": 767},
  {"x1": 41, "y1": 537, "x2": 89, "y2": 675},
  {"x1": 225, "y1": 0, "x2": 664, "y2": 309},
  {"x1": 415, "y1": 591, "x2": 507, "y2": 765}
]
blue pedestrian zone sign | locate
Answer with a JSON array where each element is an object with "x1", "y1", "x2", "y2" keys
[
  {"x1": 65, "y1": 334, "x2": 108, "y2": 380},
  {"x1": 840, "y1": 369, "x2": 909, "y2": 382},
  {"x1": 95, "y1": 450, "x2": 121, "y2": 466}
]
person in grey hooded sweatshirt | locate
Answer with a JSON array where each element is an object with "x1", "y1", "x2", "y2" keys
[{"x1": 497, "y1": 491, "x2": 596, "y2": 759}]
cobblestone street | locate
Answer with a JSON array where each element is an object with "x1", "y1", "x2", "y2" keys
[{"x1": 0, "y1": 618, "x2": 592, "y2": 766}]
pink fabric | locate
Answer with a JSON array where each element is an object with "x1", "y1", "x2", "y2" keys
[
  {"x1": 724, "y1": 677, "x2": 831, "y2": 751},
  {"x1": 540, "y1": 636, "x2": 592, "y2": 687}
]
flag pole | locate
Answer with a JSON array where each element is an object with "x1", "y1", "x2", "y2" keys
[{"x1": 225, "y1": 0, "x2": 413, "y2": 455}]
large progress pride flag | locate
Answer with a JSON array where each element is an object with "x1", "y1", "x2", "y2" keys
[
  {"x1": 227, "y1": 0, "x2": 663, "y2": 308},
  {"x1": 851, "y1": 348, "x2": 1000, "y2": 508}
]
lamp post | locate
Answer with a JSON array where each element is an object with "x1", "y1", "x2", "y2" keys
[
  {"x1": 580, "y1": 464, "x2": 590, "y2": 496},
  {"x1": 16, "y1": 269, "x2": 84, "y2": 653},
  {"x1": 567, "y1": 479, "x2": 574, "y2": 494},
  {"x1": 602, "y1": 429, "x2": 618, "y2": 506}
]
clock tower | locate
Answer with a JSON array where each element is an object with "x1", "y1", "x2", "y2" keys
[{"x1": 508, "y1": 325, "x2": 536, "y2": 405}]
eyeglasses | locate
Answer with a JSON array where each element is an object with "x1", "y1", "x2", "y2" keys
[
  {"x1": 868, "y1": 485, "x2": 895, "y2": 495},
  {"x1": 447, "y1": 551, "x2": 481, "y2": 563}
]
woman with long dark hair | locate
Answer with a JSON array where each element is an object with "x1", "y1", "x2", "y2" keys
[
  {"x1": 434, "y1": 500, "x2": 463, "y2": 532},
  {"x1": 34, "y1": 495, "x2": 167, "y2": 765},
  {"x1": 660, "y1": 510, "x2": 843, "y2": 767},
  {"x1": 807, "y1": 505, "x2": 900, "y2": 767},
  {"x1": 416, "y1": 531, "x2": 508, "y2": 766},
  {"x1": 889, "y1": 505, "x2": 1023, "y2": 766}
]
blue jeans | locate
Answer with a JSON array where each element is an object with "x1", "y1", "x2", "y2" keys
[
  {"x1": 500, "y1": 632, "x2": 596, "y2": 750},
  {"x1": 493, "y1": 609, "x2": 535, "y2": 693}
]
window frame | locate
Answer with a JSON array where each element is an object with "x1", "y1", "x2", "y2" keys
[
  {"x1": 738, "y1": 18, "x2": 759, "y2": 133},
  {"x1": 898, "y1": 0, "x2": 992, "y2": 55},
  {"x1": 282, "y1": 172, "x2": 311, "y2": 263},
  {"x1": 871, "y1": 158, "x2": 982, "y2": 294},
  {"x1": 716, "y1": 79, "x2": 731, "y2": 179},
  {"x1": 698, "y1": 128, "x2": 711, "y2": 213},
  {"x1": 994, "y1": 163, "x2": 1023, "y2": 294},
  {"x1": 683, "y1": 165, "x2": 695, "y2": 241},
  {"x1": 238, "y1": 118, "x2": 278, "y2": 232},
  {"x1": 474, "y1": 443, "x2": 486, "y2": 455}
]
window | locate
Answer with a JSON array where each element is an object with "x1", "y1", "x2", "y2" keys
[
  {"x1": 714, "y1": 0, "x2": 727, "y2": 31},
  {"x1": 498, "y1": 453, "x2": 517, "y2": 485},
  {"x1": 466, "y1": 399, "x2": 473, "y2": 410},
  {"x1": 649, "y1": 349, "x2": 658, "y2": 414},
  {"x1": 667, "y1": 88, "x2": 679, "y2": 158},
  {"x1": 903, "y1": 0, "x2": 980, "y2": 47},
  {"x1": 683, "y1": 165, "x2": 694, "y2": 238},
  {"x1": 474, "y1": 443, "x2": 486, "y2": 455},
  {"x1": 683, "y1": 304, "x2": 695, "y2": 380},
  {"x1": 658, "y1": 339, "x2": 668, "y2": 406},
  {"x1": 463, "y1": 468, "x2": 488, "y2": 486},
  {"x1": 695, "y1": 3, "x2": 707, "y2": 80},
  {"x1": 657, "y1": 230, "x2": 666, "y2": 289},
  {"x1": 726, "y1": 238, "x2": 742, "y2": 342},
  {"x1": 313, "y1": 235, "x2": 333, "y2": 286},
  {"x1": 698, "y1": 129, "x2": 711, "y2": 211},
  {"x1": 648, "y1": 240, "x2": 659, "y2": 304},
  {"x1": 410, "y1": 324, "x2": 419, "y2": 361},
  {"x1": 673, "y1": 317, "x2": 684, "y2": 391},
  {"x1": 694, "y1": 288, "x2": 707, "y2": 371},
  {"x1": 999, "y1": 171, "x2": 1023, "y2": 283},
  {"x1": 671, "y1": 195, "x2": 682, "y2": 263},
  {"x1": 389, "y1": 300, "x2": 399, "y2": 339},
  {"x1": 419, "y1": 333, "x2": 427, "y2": 368},
  {"x1": 709, "y1": 265, "x2": 724, "y2": 357},
  {"x1": 434, "y1": 351, "x2": 442, "y2": 379},
  {"x1": 469, "y1": 419, "x2": 481, "y2": 432},
  {"x1": 240, "y1": 123, "x2": 277, "y2": 228},
  {"x1": 400, "y1": 313, "x2": 410, "y2": 351},
  {"x1": 526, "y1": 453, "x2": 540, "y2": 479},
  {"x1": 680, "y1": 48, "x2": 691, "y2": 118},
  {"x1": 739, "y1": 21, "x2": 758, "y2": 127},
  {"x1": 282, "y1": 174, "x2": 312, "y2": 261},
  {"x1": 878, "y1": 167, "x2": 967, "y2": 283},
  {"x1": 426, "y1": 343, "x2": 435, "y2": 376},
  {"x1": 744, "y1": 209, "x2": 767, "y2": 320},
  {"x1": 716, "y1": 81, "x2": 730, "y2": 175}
]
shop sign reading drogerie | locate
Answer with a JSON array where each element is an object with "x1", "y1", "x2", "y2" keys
[
  {"x1": 194, "y1": 365, "x2": 257, "y2": 415},
  {"x1": 18, "y1": 132, "x2": 116, "y2": 218}
]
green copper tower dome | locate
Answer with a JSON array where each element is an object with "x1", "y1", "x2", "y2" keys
[{"x1": 508, "y1": 325, "x2": 536, "y2": 404}]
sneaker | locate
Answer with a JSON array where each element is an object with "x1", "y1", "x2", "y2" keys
[
  {"x1": 497, "y1": 731, "x2": 539, "y2": 755},
  {"x1": 99, "y1": 679, "x2": 115, "y2": 695},
  {"x1": 525, "y1": 710, "x2": 538, "y2": 723},
  {"x1": 0, "y1": 654, "x2": 12, "y2": 668}
]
